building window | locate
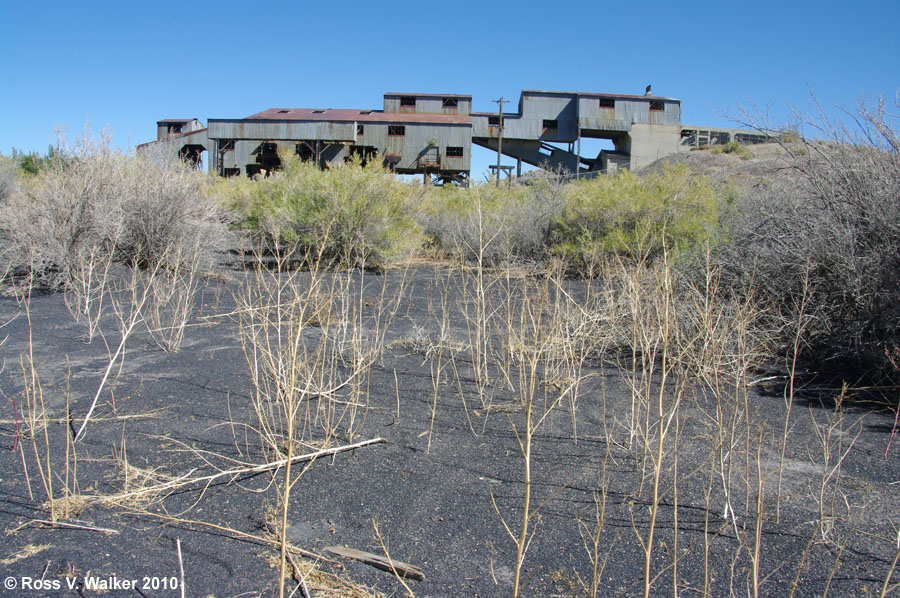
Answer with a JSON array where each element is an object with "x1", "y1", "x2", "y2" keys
[
  {"x1": 357, "y1": 124, "x2": 364, "y2": 136},
  {"x1": 400, "y1": 96, "x2": 416, "y2": 107},
  {"x1": 598, "y1": 98, "x2": 615, "y2": 109},
  {"x1": 312, "y1": 109, "x2": 326, "y2": 114},
  {"x1": 168, "y1": 124, "x2": 183, "y2": 134},
  {"x1": 543, "y1": 119, "x2": 558, "y2": 130},
  {"x1": 442, "y1": 97, "x2": 458, "y2": 108},
  {"x1": 388, "y1": 125, "x2": 405, "y2": 136},
  {"x1": 219, "y1": 139, "x2": 235, "y2": 151},
  {"x1": 278, "y1": 109, "x2": 291, "y2": 114},
  {"x1": 488, "y1": 116, "x2": 500, "y2": 126},
  {"x1": 649, "y1": 101, "x2": 664, "y2": 112},
  {"x1": 446, "y1": 146, "x2": 463, "y2": 157}
]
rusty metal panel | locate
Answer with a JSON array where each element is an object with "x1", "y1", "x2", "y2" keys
[
  {"x1": 383, "y1": 93, "x2": 473, "y2": 116},
  {"x1": 519, "y1": 92, "x2": 577, "y2": 141},
  {"x1": 209, "y1": 120, "x2": 355, "y2": 142},
  {"x1": 611, "y1": 98, "x2": 681, "y2": 127},
  {"x1": 366, "y1": 122, "x2": 471, "y2": 173}
]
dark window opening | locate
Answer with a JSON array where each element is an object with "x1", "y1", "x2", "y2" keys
[
  {"x1": 442, "y1": 97, "x2": 458, "y2": 108},
  {"x1": 168, "y1": 124, "x2": 183, "y2": 134},
  {"x1": 388, "y1": 125, "x2": 405, "y2": 136},
  {"x1": 219, "y1": 139, "x2": 235, "y2": 151},
  {"x1": 348, "y1": 145, "x2": 377, "y2": 166},
  {"x1": 257, "y1": 143, "x2": 282, "y2": 172},
  {"x1": 400, "y1": 96, "x2": 416, "y2": 106},
  {"x1": 178, "y1": 145, "x2": 204, "y2": 169},
  {"x1": 357, "y1": 124, "x2": 364, "y2": 136},
  {"x1": 222, "y1": 167, "x2": 240, "y2": 177},
  {"x1": 542, "y1": 119, "x2": 558, "y2": 130},
  {"x1": 278, "y1": 110, "x2": 291, "y2": 114},
  {"x1": 488, "y1": 116, "x2": 500, "y2": 126},
  {"x1": 649, "y1": 101, "x2": 664, "y2": 112},
  {"x1": 313, "y1": 110, "x2": 326, "y2": 114},
  {"x1": 359, "y1": 110, "x2": 372, "y2": 115},
  {"x1": 295, "y1": 143, "x2": 314, "y2": 162},
  {"x1": 446, "y1": 146, "x2": 464, "y2": 157},
  {"x1": 598, "y1": 98, "x2": 615, "y2": 109}
]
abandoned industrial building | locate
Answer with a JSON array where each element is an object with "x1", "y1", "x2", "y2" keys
[{"x1": 138, "y1": 88, "x2": 765, "y2": 183}]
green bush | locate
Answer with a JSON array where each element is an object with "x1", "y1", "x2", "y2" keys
[
  {"x1": 551, "y1": 164, "x2": 721, "y2": 268},
  {"x1": 232, "y1": 155, "x2": 422, "y2": 268},
  {"x1": 711, "y1": 140, "x2": 754, "y2": 159}
]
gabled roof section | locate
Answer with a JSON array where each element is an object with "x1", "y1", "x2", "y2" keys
[
  {"x1": 137, "y1": 127, "x2": 208, "y2": 149},
  {"x1": 245, "y1": 108, "x2": 471, "y2": 125}
]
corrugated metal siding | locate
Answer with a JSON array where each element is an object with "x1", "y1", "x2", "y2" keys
[
  {"x1": 383, "y1": 95, "x2": 473, "y2": 116},
  {"x1": 209, "y1": 120, "x2": 355, "y2": 142},
  {"x1": 612, "y1": 99, "x2": 681, "y2": 127},
  {"x1": 577, "y1": 97, "x2": 629, "y2": 133},
  {"x1": 355, "y1": 122, "x2": 471, "y2": 172},
  {"x1": 395, "y1": 123, "x2": 471, "y2": 171},
  {"x1": 520, "y1": 92, "x2": 577, "y2": 140}
]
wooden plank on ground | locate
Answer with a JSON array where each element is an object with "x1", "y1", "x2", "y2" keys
[{"x1": 324, "y1": 545, "x2": 425, "y2": 581}]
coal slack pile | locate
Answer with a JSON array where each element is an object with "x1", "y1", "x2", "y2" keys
[{"x1": 1, "y1": 253, "x2": 899, "y2": 598}]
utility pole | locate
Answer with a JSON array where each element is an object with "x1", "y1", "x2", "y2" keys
[{"x1": 494, "y1": 97, "x2": 505, "y2": 187}]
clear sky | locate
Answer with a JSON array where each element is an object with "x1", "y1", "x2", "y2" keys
[{"x1": 2, "y1": 0, "x2": 898, "y2": 181}]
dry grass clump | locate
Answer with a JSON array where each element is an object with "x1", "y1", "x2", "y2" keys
[
  {"x1": 235, "y1": 244, "x2": 405, "y2": 597},
  {"x1": 0, "y1": 156, "x2": 16, "y2": 203},
  {"x1": 420, "y1": 170, "x2": 565, "y2": 265},
  {"x1": 0, "y1": 130, "x2": 226, "y2": 291}
]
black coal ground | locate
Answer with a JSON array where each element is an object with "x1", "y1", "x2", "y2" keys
[{"x1": 1, "y1": 262, "x2": 898, "y2": 598}]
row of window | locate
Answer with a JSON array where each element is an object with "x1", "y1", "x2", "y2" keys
[
  {"x1": 399, "y1": 96, "x2": 664, "y2": 111},
  {"x1": 597, "y1": 98, "x2": 665, "y2": 111},
  {"x1": 400, "y1": 96, "x2": 460, "y2": 108},
  {"x1": 483, "y1": 99, "x2": 665, "y2": 123},
  {"x1": 220, "y1": 138, "x2": 464, "y2": 158},
  {"x1": 487, "y1": 117, "x2": 559, "y2": 129}
]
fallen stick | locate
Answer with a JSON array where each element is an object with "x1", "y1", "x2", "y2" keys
[
  {"x1": 98, "y1": 437, "x2": 386, "y2": 502},
  {"x1": 285, "y1": 545, "x2": 312, "y2": 598},
  {"x1": 26, "y1": 519, "x2": 119, "y2": 535},
  {"x1": 133, "y1": 512, "x2": 333, "y2": 562},
  {"x1": 325, "y1": 546, "x2": 424, "y2": 581}
]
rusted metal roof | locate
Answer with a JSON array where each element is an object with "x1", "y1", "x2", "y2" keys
[
  {"x1": 522, "y1": 90, "x2": 680, "y2": 101},
  {"x1": 245, "y1": 108, "x2": 471, "y2": 125},
  {"x1": 384, "y1": 93, "x2": 472, "y2": 99},
  {"x1": 137, "y1": 128, "x2": 208, "y2": 149},
  {"x1": 156, "y1": 118, "x2": 199, "y2": 124}
]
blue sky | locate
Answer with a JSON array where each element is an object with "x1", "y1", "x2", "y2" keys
[{"x1": 2, "y1": 0, "x2": 898, "y2": 180}]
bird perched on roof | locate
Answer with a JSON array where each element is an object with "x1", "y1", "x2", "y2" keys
[{"x1": 645, "y1": 85, "x2": 652, "y2": 96}]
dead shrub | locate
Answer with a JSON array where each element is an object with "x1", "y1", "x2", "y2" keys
[
  {"x1": 421, "y1": 171, "x2": 565, "y2": 265},
  {"x1": 0, "y1": 131, "x2": 227, "y2": 290},
  {"x1": 719, "y1": 95, "x2": 900, "y2": 376}
]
